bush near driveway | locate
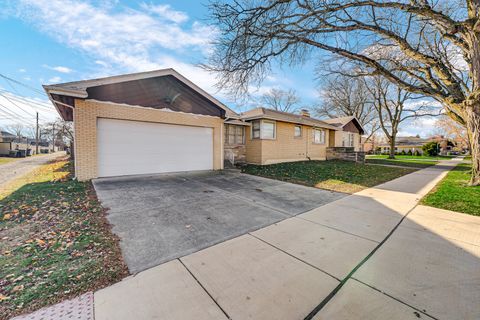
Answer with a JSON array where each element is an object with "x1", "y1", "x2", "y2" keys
[
  {"x1": 0, "y1": 158, "x2": 128, "y2": 319},
  {"x1": 422, "y1": 163, "x2": 480, "y2": 216},
  {"x1": 242, "y1": 160, "x2": 416, "y2": 194}
]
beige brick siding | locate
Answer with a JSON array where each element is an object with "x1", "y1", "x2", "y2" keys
[
  {"x1": 245, "y1": 121, "x2": 330, "y2": 164},
  {"x1": 73, "y1": 99, "x2": 223, "y2": 181}
]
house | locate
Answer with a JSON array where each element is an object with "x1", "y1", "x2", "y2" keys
[
  {"x1": 323, "y1": 116, "x2": 365, "y2": 151},
  {"x1": 44, "y1": 69, "x2": 364, "y2": 181},
  {"x1": 235, "y1": 107, "x2": 341, "y2": 165},
  {"x1": 0, "y1": 130, "x2": 16, "y2": 155},
  {"x1": 377, "y1": 136, "x2": 427, "y2": 154}
]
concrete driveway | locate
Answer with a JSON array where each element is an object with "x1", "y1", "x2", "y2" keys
[{"x1": 93, "y1": 171, "x2": 346, "y2": 273}]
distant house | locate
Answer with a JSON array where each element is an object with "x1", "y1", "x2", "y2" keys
[
  {"x1": 376, "y1": 135, "x2": 460, "y2": 155},
  {"x1": 0, "y1": 130, "x2": 17, "y2": 155}
]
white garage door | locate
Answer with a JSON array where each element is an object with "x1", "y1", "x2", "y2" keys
[{"x1": 97, "y1": 118, "x2": 214, "y2": 177}]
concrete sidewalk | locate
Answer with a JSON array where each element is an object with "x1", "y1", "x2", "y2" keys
[{"x1": 17, "y1": 158, "x2": 480, "y2": 320}]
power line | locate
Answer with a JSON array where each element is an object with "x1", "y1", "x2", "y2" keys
[
  {"x1": 0, "y1": 91, "x2": 36, "y2": 118},
  {"x1": 0, "y1": 89, "x2": 54, "y2": 111},
  {"x1": 0, "y1": 73, "x2": 46, "y2": 96}
]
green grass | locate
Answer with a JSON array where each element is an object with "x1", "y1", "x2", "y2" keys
[
  {"x1": 0, "y1": 159, "x2": 127, "y2": 319},
  {"x1": 366, "y1": 154, "x2": 453, "y2": 160},
  {"x1": 366, "y1": 158, "x2": 438, "y2": 168},
  {"x1": 421, "y1": 163, "x2": 480, "y2": 215},
  {"x1": 242, "y1": 160, "x2": 416, "y2": 194},
  {"x1": 0, "y1": 157, "x2": 17, "y2": 165}
]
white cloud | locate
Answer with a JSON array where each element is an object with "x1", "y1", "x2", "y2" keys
[
  {"x1": 12, "y1": 0, "x2": 223, "y2": 99},
  {"x1": 18, "y1": 68, "x2": 27, "y2": 73},
  {"x1": 140, "y1": 3, "x2": 189, "y2": 24},
  {"x1": 47, "y1": 76, "x2": 62, "y2": 83},
  {"x1": 23, "y1": 76, "x2": 31, "y2": 81},
  {"x1": 43, "y1": 65, "x2": 74, "y2": 73}
]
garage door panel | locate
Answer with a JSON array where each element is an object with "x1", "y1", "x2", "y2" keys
[{"x1": 97, "y1": 118, "x2": 213, "y2": 177}]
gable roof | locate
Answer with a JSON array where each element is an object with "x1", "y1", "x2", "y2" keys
[
  {"x1": 240, "y1": 108, "x2": 340, "y2": 130},
  {"x1": 43, "y1": 68, "x2": 238, "y2": 120},
  {"x1": 323, "y1": 116, "x2": 365, "y2": 134}
]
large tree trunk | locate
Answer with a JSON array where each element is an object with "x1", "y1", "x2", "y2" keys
[
  {"x1": 466, "y1": 104, "x2": 480, "y2": 186},
  {"x1": 467, "y1": 2, "x2": 480, "y2": 186},
  {"x1": 388, "y1": 137, "x2": 396, "y2": 159}
]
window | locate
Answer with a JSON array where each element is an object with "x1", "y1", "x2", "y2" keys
[
  {"x1": 252, "y1": 120, "x2": 276, "y2": 139},
  {"x1": 225, "y1": 124, "x2": 245, "y2": 145},
  {"x1": 313, "y1": 129, "x2": 325, "y2": 144},
  {"x1": 294, "y1": 125, "x2": 302, "y2": 137},
  {"x1": 252, "y1": 121, "x2": 261, "y2": 139},
  {"x1": 261, "y1": 121, "x2": 276, "y2": 139},
  {"x1": 342, "y1": 133, "x2": 354, "y2": 147},
  {"x1": 348, "y1": 133, "x2": 354, "y2": 147}
]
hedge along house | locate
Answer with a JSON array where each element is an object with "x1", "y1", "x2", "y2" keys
[{"x1": 44, "y1": 69, "x2": 237, "y2": 180}]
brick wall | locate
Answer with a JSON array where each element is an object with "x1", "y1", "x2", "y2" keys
[
  {"x1": 245, "y1": 121, "x2": 329, "y2": 164},
  {"x1": 326, "y1": 147, "x2": 365, "y2": 162},
  {"x1": 73, "y1": 99, "x2": 224, "y2": 181}
]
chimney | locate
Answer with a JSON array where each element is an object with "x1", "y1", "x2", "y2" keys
[{"x1": 300, "y1": 109, "x2": 310, "y2": 117}]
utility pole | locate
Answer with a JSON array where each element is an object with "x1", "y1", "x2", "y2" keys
[
  {"x1": 35, "y1": 112, "x2": 39, "y2": 155},
  {"x1": 52, "y1": 123, "x2": 55, "y2": 153}
]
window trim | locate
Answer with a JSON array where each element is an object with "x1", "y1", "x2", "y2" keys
[
  {"x1": 251, "y1": 120, "x2": 276, "y2": 140},
  {"x1": 225, "y1": 124, "x2": 245, "y2": 145},
  {"x1": 313, "y1": 128, "x2": 326, "y2": 144},
  {"x1": 294, "y1": 125, "x2": 302, "y2": 138}
]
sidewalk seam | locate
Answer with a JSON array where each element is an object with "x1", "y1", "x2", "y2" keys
[
  {"x1": 178, "y1": 258, "x2": 231, "y2": 320},
  {"x1": 351, "y1": 278, "x2": 439, "y2": 320},
  {"x1": 248, "y1": 233, "x2": 341, "y2": 282},
  {"x1": 303, "y1": 202, "x2": 417, "y2": 320},
  {"x1": 303, "y1": 160, "x2": 460, "y2": 320}
]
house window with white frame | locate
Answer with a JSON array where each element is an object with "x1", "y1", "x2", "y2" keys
[
  {"x1": 225, "y1": 124, "x2": 245, "y2": 145},
  {"x1": 251, "y1": 120, "x2": 276, "y2": 139},
  {"x1": 294, "y1": 125, "x2": 302, "y2": 137},
  {"x1": 342, "y1": 133, "x2": 355, "y2": 147},
  {"x1": 313, "y1": 128, "x2": 325, "y2": 144}
]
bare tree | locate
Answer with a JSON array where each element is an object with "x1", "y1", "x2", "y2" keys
[
  {"x1": 6, "y1": 124, "x2": 24, "y2": 143},
  {"x1": 260, "y1": 88, "x2": 300, "y2": 112},
  {"x1": 315, "y1": 74, "x2": 379, "y2": 137},
  {"x1": 368, "y1": 77, "x2": 440, "y2": 159},
  {"x1": 206, "y1": 0, "x2": 480, "y2": 185}
]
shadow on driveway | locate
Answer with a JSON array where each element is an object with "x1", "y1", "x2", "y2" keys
[{"x1": 93, "y1": 170, "x2": 346, "y2": 273}]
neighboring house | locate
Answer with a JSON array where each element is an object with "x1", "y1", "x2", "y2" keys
[
  {"x1": 377, "y1": 136, "x2": 427, "y2": 154},
  {"x1": 44, "y1": 69, "x2": 364, "y2": 181},
  {"x1": 323, "y1": 116, "x2": 365, "y2": 151},
  {"x1": 237, "y1": 108, "x2": 341, "y2": 165},
  {"x1": 0, "y1": 131, "x2": 16, "y2": 155},
  {"x1": 376, "y1": 135, "x2": 460, "y2": 155}
]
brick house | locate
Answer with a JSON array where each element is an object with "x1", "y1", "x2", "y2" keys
[{"x1": 44, "y1": 69, "x2": 364, "y2": 180}]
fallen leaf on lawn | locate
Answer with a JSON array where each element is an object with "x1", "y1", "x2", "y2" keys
[
  {"x1": 12, "y1": 285, "x2": 24, "y2": 292},
  {"x1": 0, "y1": 294, "x2": 9, "y2": 301},
  {"x1": 36, "y1": 239, "x2": 46, "y2": 246},
  {"x1": 3, "y1": 214, "x2": 11, "y2": 220}
]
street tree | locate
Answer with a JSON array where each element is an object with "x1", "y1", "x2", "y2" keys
[
  {"x1": 260, "y1": 88, "x2": 301, "y2": 112},
  {"x1": 206, "y1": 0, "x2": 480, "y2": 185}
]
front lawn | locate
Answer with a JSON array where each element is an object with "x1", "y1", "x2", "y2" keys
[
  {"x1": 366, "y1": 158, "x2": 438, "y2": 168},
  {"x1": 367, "y1": 155, "x2": 454, "y2": 160},
  {"x1": 0, "y1": 158, "x2": 127, "y2": 319},
  {"x1": 421, "y1": 163, "x2": 480, "y2": 215},
  {"x1": 0, "y1": 157, "x2": 17, "y2": 166},
  {"x1": 242, "y1": 160, "x2": 416, "y2": 194}
]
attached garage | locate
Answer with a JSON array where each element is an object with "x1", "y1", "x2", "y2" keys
[
  {"x1": 97, "y1": 118, "x2": 213, "y2": 177},
  {"x1": 44, "y1": 69, "x2": 236, "y2": 180}
]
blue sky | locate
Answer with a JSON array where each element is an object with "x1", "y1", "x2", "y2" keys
[{"x1": 0, "y1": 0, "x2": 435, "y2": 136}]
